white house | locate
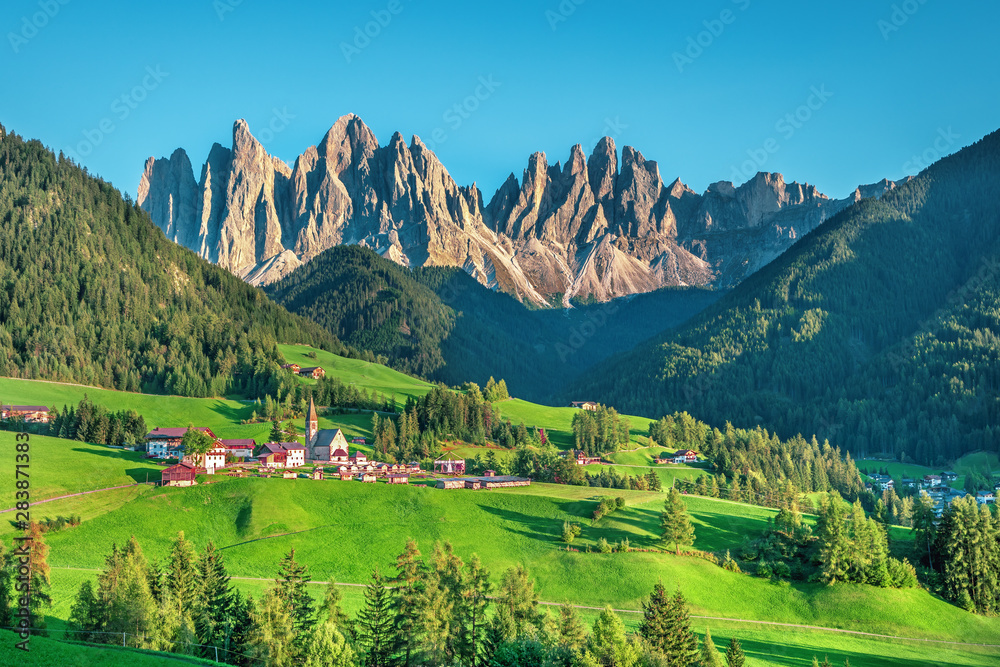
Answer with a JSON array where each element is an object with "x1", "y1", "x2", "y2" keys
[{"x1": 976, "y1": 491, "x2": 996, "y2": 505}]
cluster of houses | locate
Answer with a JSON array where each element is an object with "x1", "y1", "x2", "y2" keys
[
  {"x1": 280, "y1": 363, "x2": 326, "y2": 379},
  {"x1": 866, "y1": 470, "x2": 1000, "y2": 517},
  {"x1": 1, "y1": 405, "x2": 52, "y2": 423},
  {"x1": 436, "y1": 470, "x2": 531, "y2": 490}
]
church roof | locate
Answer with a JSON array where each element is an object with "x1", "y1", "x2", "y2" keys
[
  {"x1": 308, "y1": 397, "x2": 318, "y2": 423},
  {"x1": 314, "y1": 429, "x2": 346, "y2": 450}
]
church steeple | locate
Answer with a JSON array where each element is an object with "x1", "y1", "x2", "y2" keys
[{"x1": 306, "y1": 397, "x2": 318, "y2": 450}]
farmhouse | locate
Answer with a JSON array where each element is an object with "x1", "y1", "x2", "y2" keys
[
  {"x1": 976, "y1": 491, "x2": 996, "y2": 505},
  {"x1": 351, "y1": 437, "x2": 367, "y2": 445},
  {"x1": 434, "y1": 459, "x2": 466, "y2": 475},
  {"x1": 570, "y1": 401, "x2": 599, "y2": 411},
  {"x1": 281, "y1": 363, "x2": 301, "y2": 374},
  {"x1": 161, "y1": 462, "x2": 197, "y2": 487},
  {"x1": 869, "y1": 474, "x2": 894, "y2": 491},
  {"x1": 256, "y1": 442, "x2": 305, "y2": 468},
  {"x1": 672, "y1": 449, "x2": 698, "y2": 464},
  {"x1": 1, "y1": 405, "x2": 52, "y2": 423},
  {"x1": 568, "y1": 450, "x2": 601, "y2": 465},
  {"x1": 941, "y1": 471, "x2": 958, "y2": 482},
  {"x1": 219, "y1": 438, "x2": 257, "y2": 461},
  {"x1": 202, "y1": 442, "x2": 229, "y2": 474},
  {"x1": 387, "y1": 474, "x2": 409, "y2": 485},
  {"x1": 923, "y1": 474, "x2": 943, "y2": 488},
  {"x1": 300, "y1": 366, "x2": 326, "y2": 379},
  {"x1": 145, "y1": 427, "x2": 217, "y2": 459}
]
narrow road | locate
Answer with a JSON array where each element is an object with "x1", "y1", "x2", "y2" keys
[
  {"x1": 46, "y1": 567, "x2": 1000, "y2": 649},
  {"x1": 1, "y1": 483, "x2": 149, "y2": 513}
]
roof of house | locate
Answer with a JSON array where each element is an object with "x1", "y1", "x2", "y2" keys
[
  {"x1": 278, "y1": 442, "x2": 305, "y2": 451},
  {"x1": 220, "y1": 439, "x2": 256, "y2": 448},
  {"x1": 163, "y1": 462, "x2": 197, "y2": 474},
  {"x1": 300, "y1": 366, "x2": 322, "y2": 373},
  {"x1": 146, "y1": 427, "x2": 215, "y2": 439},
  {"x1": 674, "y1": 449, "x2": 696, "y2": 457}
]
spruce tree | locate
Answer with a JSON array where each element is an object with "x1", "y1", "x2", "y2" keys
[
  {"x1": 660, "y1": 487, "x2": 695, "y2": 554},
  {"x1": 357, "y1": 569, "x2": 395, "y2": 667},
  {"x1": 320, "y1": 581, "x2": 353, "y2": 634},
  {"x1": 725, "y1": 636, "x2": 746, "y2": 667},
  {"x1": 275, "y1": 548, "x2": 315, "y2": 635},
  {"x1": 638, "y1": 580, "x2": 671, "y2": 653},
  {"x1": 459, "y1": 553, "x2": 492, "y2": 667},
  {"x1": 195, "y1": 541, "x2": 233, "y2": 653},
  {"x1": 663, "y1": 588, "x2": 698, "y2": 667},
  {"x1": 166, "y1": 531, "x2": 199, "y2": 616},
  {"x1": 556, "y1": 602, "x2": 588, "y2": 652},
  {"x1": 392, "y1": 539, "x2": 424, "y2": 666},
  {"x1": 700, "y1": 628, "x2": 723, "y2": 667}
]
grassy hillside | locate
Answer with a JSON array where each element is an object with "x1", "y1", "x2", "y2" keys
[
  {"x1": 572, "y1": 129, "x2": 1000, "y2": 466},
  {"x1": 0, "y1": 630, "x2": 222, "y2": 667}
]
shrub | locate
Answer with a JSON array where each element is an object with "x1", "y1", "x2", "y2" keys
[
  {"x1": 615, "y1": 496, "x2": 626, "y2": 510},
  {"x1": 756, "y1": 560, "x2": 773, "y2": 579},
  {"x1": 598, "y1": 538, "x2": 612, "y2": 553},
  {"x1": 888, "y1": 557, "x2": 918, "y2": 589},
  {"x1": 562, "y1": 521, "x2": 582, "y2": 544},
  {"x1": 722, "y1": 550, "x2": 742, "y2": 573}
]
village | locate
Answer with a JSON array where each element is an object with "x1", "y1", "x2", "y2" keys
[{"x1": 141, "y1": 398, "x2": 533, "y2": 491}]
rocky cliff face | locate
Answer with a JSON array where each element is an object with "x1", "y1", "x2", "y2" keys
[{"x1": 138, "y1": 115, "x2": 901, "y2": 305}]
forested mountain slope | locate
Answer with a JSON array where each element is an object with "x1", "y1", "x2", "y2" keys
[
  {"x1": 572, "y1": 129, "x2": 1000, "y2": 465},
  {"x1": 0, "y1": 124, "x2": 344, "y2": 397},
  {"x1": 265, "y1": 245, "x2": 719, "y2": 400}
]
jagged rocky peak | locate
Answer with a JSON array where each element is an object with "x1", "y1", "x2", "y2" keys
[{"x1": 138, "y1": 114, "x2": 896, "y2": 304}]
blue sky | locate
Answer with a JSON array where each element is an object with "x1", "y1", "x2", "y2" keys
[{"x1": 2, "y1": 0, "x2": 997, "y2": 201}]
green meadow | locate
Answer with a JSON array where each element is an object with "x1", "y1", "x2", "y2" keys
[{"x1": 3, "y1": 347, "x2": 1000, "y2": 665}]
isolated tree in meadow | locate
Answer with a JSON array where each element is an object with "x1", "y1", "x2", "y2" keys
[
  {"x1": 660, "y1": 487, "x2": 695, "y2": 554},
  {"x1": 275, "y1": 548, "x2": 315, "y2": 635},
  {"x1": 725, "y1": 636, "x2": 746, "y2": 667},
  {"x1": 357, "y1": 568, "x2": 395, "y2": 667},
  {"x1": 700, "y1": 628, "x2": 723, "y2": 667}
]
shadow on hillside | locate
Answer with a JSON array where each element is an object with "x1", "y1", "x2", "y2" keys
[
  {"x1": 207, "y1": 399, "x2": 251, "y2": 423},
  {"x1": 126, "y1": 467, "x2": 161, "y2": 484},
  {"x1": 478, "y1": 504, "x2": 561, "y2": 543}
]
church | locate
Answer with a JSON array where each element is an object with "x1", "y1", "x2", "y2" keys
[{"x1": 304, "y1": 398, "x2": 351, "y2": 463}]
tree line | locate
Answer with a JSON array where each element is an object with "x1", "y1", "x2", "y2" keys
[
  {"x1": 41, "y1": 395, "x2": 147, "y2": 447},
  {"x1": 62, "y1": 531, "x2": 785, "y2": 667}
]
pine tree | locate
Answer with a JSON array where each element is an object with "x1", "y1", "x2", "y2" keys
[
  {"x1": 496, "y1": 564, "x2": 541, "y2": 638},
  {"x1": 166, "y1": 531, "x2": 199, "y2": 616},
  {"x1": 700, "y1": 628, "x2": 723, "y2": 667},
  {"x1": 660, "y1": 487, "x2": 695, "y2": 554},
  {"x1": 319, "y1": 582, "x2": 353, "y2": 634},
  {"x1": 275, "y1": 548, "x2": 315, "y2": 635},
  {"x1": 638, "y1": 580, "x2": 671, "y2": 653},
  {"x1": 302, "y1": 620, "x2": 356, "y2": 667},
  {"x1": 589, "y1": 606, "x2": 641, "y2": 667},
  {"x1": 357, "y1": 569, "x2": 395, "y2": 667},
  {"x1": 663, "y1": 589, "x2": 698, "y2": 667},
  {"x1": 556, "y1": 602, "x2": 588, "y2": 652},
  {"x1": 249, "y1": 588, "x2": 297, "y2": 667},
  {"x1": 725, "y1": 636, "x2": 746, "y2": 667},
  {"x1": 195, "y1": 541, "x2": 233, "y2": 654},
  {"x1": 459, "y1": 553, "x2": 492, "y2": 667},
  {"x1": 391, "y1": 539, "x2": 424, "y2": 666}
]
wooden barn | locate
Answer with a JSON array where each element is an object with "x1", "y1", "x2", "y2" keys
[
  {"x1": 356, "y1": 473, "x2": 377, "y2": 483},
  {"x1": 387, "y1": 474, "x2": 409, "y2": 485},
  {"x1": 161, "y1": 462, "x2": 197, "y2": 487},
  {"x1": 464, "y1": 479, "x2": 482, "y2": 489},
  {"x1": 311, "y1": 467, "x2": 324, "y2": 480},
  {"x1": 282, "y1": 470, "x2": 297, "y2": 479},
  {"x1": 436, "y1": 478, "x2": 466, "y2": 490}
]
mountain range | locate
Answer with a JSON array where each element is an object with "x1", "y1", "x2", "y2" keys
[{"x1": 138, "y1": 115, "x2": 907, "y2": 305}]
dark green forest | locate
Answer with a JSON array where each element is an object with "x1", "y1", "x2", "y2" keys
[
  {"x1": 572, "y1": 129, "x2": 1000, "y2": 466},
  {"x1": 0, "y1": 124, "x2": 347, "y2": 398},
  {"x1": 266, "y1": 245, "x2": 719, "y2": 401}
]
